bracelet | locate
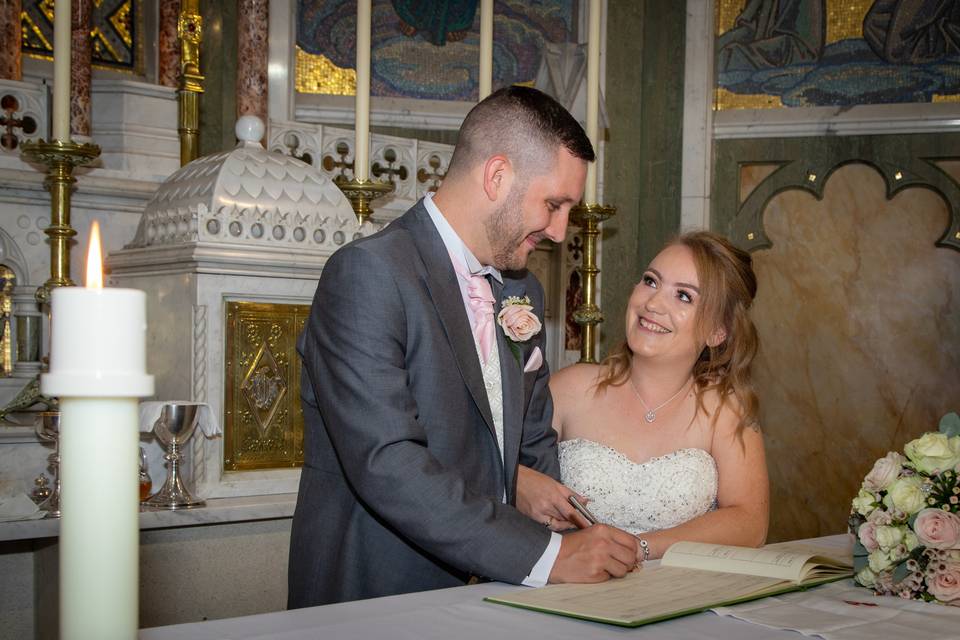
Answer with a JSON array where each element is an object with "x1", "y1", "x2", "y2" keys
[{"x1": 637, "y1": 537, "x2": 650, "y2": 562}]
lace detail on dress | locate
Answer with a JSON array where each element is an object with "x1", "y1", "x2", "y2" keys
[{"x1": 559, "y1": 438, "x2": 718, "y2": 535}]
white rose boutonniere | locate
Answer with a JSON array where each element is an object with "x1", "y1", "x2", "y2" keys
[{"x1": 497, "y1": 295, "x2": 542, "y2": 365}]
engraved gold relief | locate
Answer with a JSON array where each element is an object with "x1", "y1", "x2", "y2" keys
[{"x1": 224, "y1": 301, "x2": 308, "y2": 471}]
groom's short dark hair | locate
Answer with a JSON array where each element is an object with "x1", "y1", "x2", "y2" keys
[{"x1": 447, "y1": 86, "x2": 594, "y2": 180}]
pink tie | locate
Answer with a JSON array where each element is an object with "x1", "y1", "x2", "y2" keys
[{"x1": 467, "y1": 273, "x2": 496, "y2": 365}]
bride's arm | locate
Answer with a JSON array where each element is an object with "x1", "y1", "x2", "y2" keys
[{"x1": 637, "y1": 402, "x2": 769, "y2": 560}]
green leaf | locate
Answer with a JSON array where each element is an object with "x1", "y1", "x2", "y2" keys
[
  {"x1": 939, "y1": 412, "x2": 960, "y2": 438},
  {"x1": 507, "y1": 339, "x2": 521, "y2": 367}
]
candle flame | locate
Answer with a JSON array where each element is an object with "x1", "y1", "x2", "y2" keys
[{"x1": 85, "y1": 221, "x2": 103, "y2": 289}]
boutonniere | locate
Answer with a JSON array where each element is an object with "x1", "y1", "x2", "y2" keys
[{"x1": 497, "y1": 295, "x2": 542, "y2": 365}]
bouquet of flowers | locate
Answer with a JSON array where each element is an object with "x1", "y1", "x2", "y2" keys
[{"x1": 849, "y1": 412, "x2": 960, "y2": 606}]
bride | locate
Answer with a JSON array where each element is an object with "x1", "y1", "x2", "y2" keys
[{"x1": 519, "y1": 231, "x2": 769, "y2": 561}]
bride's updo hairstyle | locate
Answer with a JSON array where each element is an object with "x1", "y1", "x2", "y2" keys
[{"x1": 597, "y1": 231, "x2": 760, "y2": 435}]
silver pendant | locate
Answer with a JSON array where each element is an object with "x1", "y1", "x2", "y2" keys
[{"x1": 644, "y1": 411, "x2": 656, "y2": 423}]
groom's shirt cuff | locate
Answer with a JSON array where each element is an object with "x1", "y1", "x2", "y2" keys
[{"x1": 521, "y1": 532, "x2": 561, "y2": 587}]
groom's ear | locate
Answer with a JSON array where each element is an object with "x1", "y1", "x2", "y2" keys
[{"x1": 482, "y1": 155, "x2": 511, "y2": 201}]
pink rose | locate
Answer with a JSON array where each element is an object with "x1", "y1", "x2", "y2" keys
[
  {"x1": 926, "y1": 563, "x2": 960, "y2": 605},
  {"x1": 497, "y1": 304, "x2": 541, "y2": 342},
  {"x1": 863, "y1": 452, "x2": 904, "y2": 492},
  {"x1": 915, "y1": 509, "x2": 960, "y2": 550},
  {"x1": 858, "y1": 522, "x2": 879, "y2": 552}
]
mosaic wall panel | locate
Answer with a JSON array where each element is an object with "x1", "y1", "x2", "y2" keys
[
  {"x1": 296, "y1": 0, "x2": 576, "y2": 100},
  {"x1": 715, "y1": 0, "x2": 960, "y2": 109},
  {"x1": 21, "y1": 0, "x2": 140, "y2": 72},
  {"x1": 223, "y1": 301, "x2": 309, "y2": 472}
]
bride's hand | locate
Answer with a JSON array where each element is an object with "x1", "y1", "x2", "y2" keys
[{"x1": 516, "y1": 465, "x2": 591, "y2": 530}]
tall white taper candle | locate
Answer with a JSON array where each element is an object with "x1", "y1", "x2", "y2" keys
[
  {"x1": 41, "y1": 222, "x2": 154, "y2": 640},
  {"x1": 584, "y1": 0, "x2": 601, "y2": 204},
  {"x1": 479, "y1": 0, "x2": 494, "y2": 100},
  {"x1": 355, "y1": 0, "x2": 372, "y2": 181},
  {"x1": 52, "y1": 0, "x2": 72, "y2": 141}
]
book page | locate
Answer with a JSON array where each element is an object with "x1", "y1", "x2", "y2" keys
[
  {"x1": 487, "y1": 566, "x2": 787, "y2": 626},
  {"x1": 661, "y1": 541, "x2": 849, "y2": 583}
]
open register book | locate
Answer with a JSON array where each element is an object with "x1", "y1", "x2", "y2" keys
[{"x1": 485, "y1": 540, "x2": 853, "y2": 628}]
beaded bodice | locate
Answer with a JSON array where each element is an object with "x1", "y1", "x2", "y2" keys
[{"x1": 558, "y1": 438, "x2": 718, "y2": 535}]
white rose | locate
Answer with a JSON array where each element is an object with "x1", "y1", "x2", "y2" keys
[
  {"x1": 904, "y1": 433, "x2": 960, "y2": 475},
  {"x1": 903, "y1": 530, "x2": 920, "y2": 552},
  {"x1": 855, "y1": 565, "x2": 877, "y2": 588},
  {"x1": 874, "y1": 525, "x2": 904, "y2": 551},
  {"x1": 863, "y1": 452, "x2": 904, "y2": 491},
  {"x1": 868, "y1": 548, "x2": 894, "y2": 573},
  {"x1": 852, "y1": 488, "x2": 879, "y2": 516},
  {"x1": 884, "y1": 476, "x2": 926, "y2": 515}
]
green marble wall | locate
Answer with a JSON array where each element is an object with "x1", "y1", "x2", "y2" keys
[
  {"x1": 599, "y1": 0, "x2": 686, "y2": 355},
  {"x1": 199, "y1": 2, "x2": 238, "y2": 157}
]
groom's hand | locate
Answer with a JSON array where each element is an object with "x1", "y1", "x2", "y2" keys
[{"x1": 548, "y1": 525, "x2": 639, "y2": 583}]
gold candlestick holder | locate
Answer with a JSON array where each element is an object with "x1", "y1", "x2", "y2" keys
[
  {"x1": 20, "y1": 139, "x2": 101, "y2": 303},
  {"x1": 1, "y1": 139, "x2": 100, "y2": 420},
  {"x1": 335, "y1": 176, "x2": 395, "y2": 227},
  {"x1": 570, "y1": 202, "x2": 616, "y2": 364}
]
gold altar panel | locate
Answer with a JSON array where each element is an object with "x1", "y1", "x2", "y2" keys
[
  {"x1": 750, "y1": 164, "x2": 960, "y2": 542},
  {"x1": 224, "y1": 301, "x2": 309, "y2": 471}
]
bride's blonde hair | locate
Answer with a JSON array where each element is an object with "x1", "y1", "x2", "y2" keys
[{"x1": 596, "y1": 231, "x2": 760, "y2": 435}]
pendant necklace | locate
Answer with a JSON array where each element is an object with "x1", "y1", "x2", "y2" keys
[{"x1": 629, "y1": 377, "x2": 692, "y2": 423}]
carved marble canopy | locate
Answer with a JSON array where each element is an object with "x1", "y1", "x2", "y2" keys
[{"x1": 127, "y1": 116, "x2": 356, "y2": 251}]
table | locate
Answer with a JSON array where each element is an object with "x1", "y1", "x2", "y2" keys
[{"x1": 140, "y1": 534, "x2": 853, "y2": 640}]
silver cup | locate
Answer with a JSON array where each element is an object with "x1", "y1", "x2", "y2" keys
[
  {"x1": 143, "y1": 403, "x2": 205, "y2": 509},
  {"x1": 34, "y1": 411, "x2": 61, "y2": 518}
]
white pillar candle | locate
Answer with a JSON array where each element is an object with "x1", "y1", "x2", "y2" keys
[
  {"x1": 41, "y1": 221, "x2": 154, "y2": 640},
  {"x1": 52, "y1": 0, "x2": 71, "y2": 141},
  {"x1": 478, "y1": 0, "x2": 494, "y2": 100},
  {"x1": 355, "y1": 0, "x2": 372, "y2": 181},
  {"x1": 584, "y1": 0, "x2": 601, "y2": 204}
]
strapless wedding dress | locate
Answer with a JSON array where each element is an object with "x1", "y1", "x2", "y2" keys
[{"x1": 558, "y1": 438, "x2": 718, "y2": 535}]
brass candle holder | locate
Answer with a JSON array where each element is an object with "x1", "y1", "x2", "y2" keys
[
  {"x1": 0, "y1": 139, "x2": 100, "y2": 420},
  {"x1": 569, "y1": 202, "x2": 616, "y2": 364},
  {"x1": 20, "y1": 138, "x2": 101, "y2": 302},
  {"x1": 335, "y1": 176, "x2": 395, "y2": 226}
]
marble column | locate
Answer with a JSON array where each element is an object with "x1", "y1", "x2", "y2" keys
[
  {"x1": 70, "y1": 0, "x2": 93, "y2": 138},
  {"x1": 236, "y1": 0, "x2": 269, "y2": 125},
  {"x1": 0, "y1": 0, "x2": 21, "y2": 80},
  {"x1": 158, "y1": 0, "x2": 181, "y2": 88}
]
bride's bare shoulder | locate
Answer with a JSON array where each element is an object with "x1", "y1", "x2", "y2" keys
[{"x1": 549, "y1": 362, "x2": 605, "y2": 395}]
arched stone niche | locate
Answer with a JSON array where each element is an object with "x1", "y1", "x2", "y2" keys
[{"x1": 713, "y1": 136, "x2": 960, "y2": 542}]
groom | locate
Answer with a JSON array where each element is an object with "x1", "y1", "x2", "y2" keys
[{"x1": 288, "y1": 86, "x2": 638, "y2": 607}]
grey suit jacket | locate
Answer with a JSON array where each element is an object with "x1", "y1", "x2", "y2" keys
[{"x1": 288, "y1": 201, "x2": 561, "y2": 607}]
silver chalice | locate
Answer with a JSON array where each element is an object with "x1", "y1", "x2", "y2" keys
[
  {"x1": 143, "y1": 402, "x2": 205, "y2": 509},
  {"x1": 34, "y1": 411, "x2": 62, "y2": 518}
]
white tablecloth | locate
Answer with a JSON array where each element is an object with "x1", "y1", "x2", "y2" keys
[{"x1": 140, "y1": 535, "x2": 854, "y2": 640}]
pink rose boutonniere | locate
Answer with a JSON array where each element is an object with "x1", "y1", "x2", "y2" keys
[{"x1": 497, "y1": 295, "x2": 542, "y2": 365}]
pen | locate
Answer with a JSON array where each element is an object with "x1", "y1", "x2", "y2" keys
[
  {"x1": 568, "y1": 495, "x2": 599, "y2": 526},
  {"x1": 568, "y1": 495, "x2": 643, "y2": 571}
]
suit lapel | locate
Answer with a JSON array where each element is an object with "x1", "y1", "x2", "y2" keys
[
  {"x1": 402, "y1": 205, "x2": 497, "y2": 440},
  {"x1": 495, "y1": 277, "x2": 524, "y2": 501}
]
